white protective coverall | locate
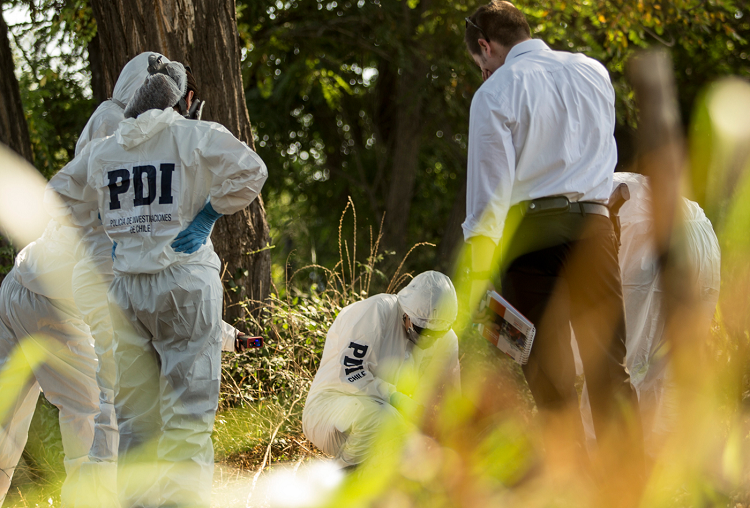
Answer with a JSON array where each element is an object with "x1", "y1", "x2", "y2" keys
[
  {"x1": 69, "y1": 52, "x2": 152, "y2": 507},
  {"x1": 48, "y1": 106, "x2": 267, "y2": 508},
  {"x1": 0, "y1": 221, "x2": 99, "y2": 506},
  {"x1": 303, "y1": 271, "x2": 460, "y2": 466},
  {"x1": 70, "y1": 52, "x2": 242, "y2": 508},
  {"x1": 575, "y1": 172, "x2": 721, "y2": 452}
]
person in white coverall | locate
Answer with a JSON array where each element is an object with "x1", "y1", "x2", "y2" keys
[
  {"x1": 0, "y1": 54, "x2": 155, "y2": 508},
  {"x1": 67, "y1": 51, "x2": 246, "y2": 507},
  {"x1": 575, "y1": 172, "x2": 721, "y2": 454},
  {"x1": 0, "y1": 221, "x2": 100, "y2": 507},
  {"x1": 303, "y1": 271, "x2": 460, "y2": 467},
  {"x1": 47, "y1": 55, "x2": 268, "y2": 507},
  {"x1": 67, "y1": 51, "x2": 152, "y2": 507}
]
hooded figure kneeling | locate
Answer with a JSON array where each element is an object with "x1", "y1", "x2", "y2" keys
[{"x1": 302, "y1": 271, "x2": 461, "y2": 468}]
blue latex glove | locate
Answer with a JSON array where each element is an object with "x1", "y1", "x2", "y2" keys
[
  {"x1": 111, "y1": 241, "x2": 117, "y2": 261},
  {"x1": 171, "y1": 202, "x2": 223, "y2": 254}
]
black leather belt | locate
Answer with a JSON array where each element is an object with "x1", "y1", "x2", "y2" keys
[
  {"x1": 568, "y1": 201, "x2": 610, "y2": 218},
  {"x1": 522, "y1": 196, "x2": 610, "y2": 218}
]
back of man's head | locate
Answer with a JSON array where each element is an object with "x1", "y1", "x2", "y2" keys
[{"x1": 465, "y1": 1, "x2": 531, "y2": 56}]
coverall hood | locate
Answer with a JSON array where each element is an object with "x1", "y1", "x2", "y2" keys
[
  {"x1": 75, "y1": 52, "x2": 159, "y2": 156},
  {"x1": 112, "y1": 52, "x2": 155, "y2": 106},
  {"x1": 116, "y1": 108, "x2": 177, "y2": 150},
  {"x1": 397, "y1": 271, "x2": 457, "y2": 331}
]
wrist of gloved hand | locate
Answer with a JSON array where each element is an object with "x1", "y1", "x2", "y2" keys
[
  {"x1": 389, "y1": 391, "x2": 424, "y2": 420},
  {"x1": 171, "y1": 202, "x2": 223, "y2": 254}
]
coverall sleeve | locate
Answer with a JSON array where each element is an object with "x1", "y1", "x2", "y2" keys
[
  {"x1": 45, "y1": 145, "x2": 100, "y2": 230},
  {"x1": 220, "y1": 321, "x2": 238, "y2": 352},
  {"x1": 461, "y1": 89, "x2": 516, "y2": 245},
  {"x1": 335, "y1": 335, "x2": 397, "y2": 403},
  {"x1": 194, "y1": 127, "x2": 268, "y2": 216}
]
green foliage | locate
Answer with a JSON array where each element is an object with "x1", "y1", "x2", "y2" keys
[
  {"x1": 240, "y1": 0, "x2": 749, "y2": 282},
  {"x1": 0, "y1": 236, "x2": 15, "y2": 276},
  {"x1": 17, "y1": 67, "x2": 95, "y2": 178},
  {"x1": 521, "y1": 0, "x2": 750, "y2": 128},
  {"x1": 5, "y1": 397, "x2": 65, "y2": 508},
  {"x1": 7, "y1": 0, "x2": 97, "y2": 177},
  {"x1": 239, "y1": 0, "x2": 480, "y2": 275}
]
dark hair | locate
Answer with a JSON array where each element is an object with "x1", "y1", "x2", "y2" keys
[
  {"x1": 464, "y1": 1, "x2": 531, "y2": 55},
  {"x1": 184, "y1": 66, "x2": 200, "y2": 99}
]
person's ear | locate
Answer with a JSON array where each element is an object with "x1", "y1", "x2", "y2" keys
[
  {"x1": 478, "y1": 38, "x2": 492, "y2": 58},
  {"x1": 187, "y1": 90, "x2": 195, "y2": 108}
]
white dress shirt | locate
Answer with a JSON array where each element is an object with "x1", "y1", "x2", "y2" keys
[{"x1": 462, "y1": 39, "x2": 617, "y2": 244}]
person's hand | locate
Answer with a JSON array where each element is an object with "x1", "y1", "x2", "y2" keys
[
  {"x1": 171, "y1": 202, "x2": 223, "y2": 254},
  {"x1": 390, "y1": 391, "x2": 425, "y2": 421},
  {"x1": 235, "y1": 333, "x2": 247, "y2": 352},
  {"x1": 235, "y1": 333, "x2": 263, "y2": 351},
  {"x1": 470, "y1": 279, "x2": 501, "y2": 337}
]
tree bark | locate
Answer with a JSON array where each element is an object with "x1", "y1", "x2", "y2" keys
[
  {"x1": 380, "y1": 1, "x2": 431, "y2": 255},
  {"x1": 87, "y1": 31, "x2": 107, "y2": 105},
  {"x1": 382, "y1": 61, "x2": 426, "y2": 255},
  {"x1": 435, "y1": 175, "x2": 466, "y2": 273},
  {"x1": 0, "y1": 4, "x2": 33, "y2": 164},
  {"x1": 89, "y1": 0, "x2": 271, "y2": 329},
  {"x1": 0, "y1": 4, "x2": 32, "y2": 285}
]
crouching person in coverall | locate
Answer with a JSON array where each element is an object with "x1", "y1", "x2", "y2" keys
[
  {"x1": 303, "y1": 271, "x2": 461, "y2": 467},
  {"x1": 47, "y1": 55, "x2": 268, "y2": 508}
]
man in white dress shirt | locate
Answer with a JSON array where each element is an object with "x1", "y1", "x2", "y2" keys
[{"x1": 463, "y1": 0, "x2": 643, "y2": 472}]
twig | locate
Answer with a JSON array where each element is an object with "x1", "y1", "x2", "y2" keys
[
  {"x1": 386, "y1": 242, "x2": 436, "y2": 294},
  {"x1": 337, "y1": 201, "x2": 352, "y2": 288}
]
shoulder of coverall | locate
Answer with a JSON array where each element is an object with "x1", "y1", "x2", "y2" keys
[
  {"x1": 681, "y1": 197, "x2": 711, "y2": 223},
  {"x1": 14, "y1": 220, "x2": 80, "y2": 270},
  {"x1": 332, "y1": 294, "x2": 399, "y2": 338},
  {"x1": 613, "y1": 172, "x2": 651, "y2": 226},
  {"x1": 75, "y1": 101, "x2": 124, "y2": 156}
]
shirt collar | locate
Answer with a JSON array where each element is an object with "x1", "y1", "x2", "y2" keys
[{"x1": 506, "y1": 39, "x2": 549, "y2": 61}]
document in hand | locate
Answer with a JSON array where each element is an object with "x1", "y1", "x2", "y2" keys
[{"x1": 477, "y1": 290, "x2": 536, "y2": 365}]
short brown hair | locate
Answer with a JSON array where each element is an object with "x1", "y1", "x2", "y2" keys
[
  {"x1": 184, "y1": 66, "x2": 200, "y2": 99},
  {"x1": 465, "y1": 1, "x2": 531, "y2": 55}
]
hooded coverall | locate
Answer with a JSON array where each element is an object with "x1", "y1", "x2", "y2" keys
[
  {"x1": 303, "y1": 271, "x2": 460, "y2": 466},
  {"x1": 575, "y1": 172, "x2": 721, "y2": 453},
  {"x1": 48, "y1": 106, "x2": 267, "y2": 508},
  {"x1": 69, "y1": 53, "x2": 243, "y2": 508}
]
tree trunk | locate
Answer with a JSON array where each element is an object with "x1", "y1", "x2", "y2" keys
[
  {"x1": 87, "y1": 31, "x2": 107, "y2": 105},
  {"x1": 435, "y1": 175, "x2": 466, "y2": 273},
  {"x1": 0, "y1": 4, "x2": 33, "y2": 164},
  {"x1": 381, "y1": 61, "x2": 427, "y2": 255},
  {"x1": 89, "y1": 0, "x2": 271, "y2": 329},
  {"x1": 380, "y1": 1, "x2": 430, "y2": 256},
  {"x1": 0, "y1": 4, "x2": 33, "y2": 285}
]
